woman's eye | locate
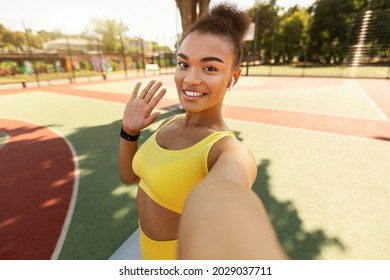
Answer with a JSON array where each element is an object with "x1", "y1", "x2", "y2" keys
[
  {"x1": 177, "y1": 62, "x2": 188, "y2": 68},
  {"x1": 203, "y1": 66, "x2": 217, "y2": 72}
]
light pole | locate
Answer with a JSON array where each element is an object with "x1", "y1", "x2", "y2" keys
[
  {"x1": 139, "y1": 38, "x2": 145, "y2": 76},
  {"x1": 119, "y1": 32, "x2": 128, "y2": 78},
  {"x1": 66, "y1": 35, "x2": 76, "y2": 82},
  {"x1": 96, "y1": 36, "x2": 105, "y2": 80},
  {"x1": 22, "y1": 21, "x2": 40, "y2": 86},
  {"x1": 253, "y1": 0, "x2": 260, "y2": 55}
]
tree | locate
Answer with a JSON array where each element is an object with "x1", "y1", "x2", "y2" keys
[
  {"x1": 308, "y1": 0, "x2": 355, "y2": 64},
  {"x1": 36, "y1": 29, "x2": 64, "y2": 41},
  {"x1": 354, "y1": 0, "x2": 390, "y2": 11},
  {"x1": 363, "y1": 1, "x2": 390, "y2": 60},
  {"x1": 85, "y1": 18, "x2": 129, "y2": 53},
  {"x1": 247, "y1": 2, "x2": 280, "y2": 63},
  {"x1": 4, "y1": 31, "x2": 27, "y2": 52},
  {"x1": 176, "y1": 0, "x2": 211, "y2": 36},
  {"x1": 0, "y1": 24, "x2": 50, "y2": 52},
  {"x1": 276, "y1": 7, "x2": 310, "y2": 63},
  {"x1": 0, "y1": 24, "x2": 7, "y2": 50}
]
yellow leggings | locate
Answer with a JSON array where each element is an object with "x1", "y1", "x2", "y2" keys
[{"x1": 139, "y1": 223, "x2": 178, "y2": 260}]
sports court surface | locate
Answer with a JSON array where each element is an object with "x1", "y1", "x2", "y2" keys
[{"x1": 1, "y1": 74, "x2": 389, "y2": 260}]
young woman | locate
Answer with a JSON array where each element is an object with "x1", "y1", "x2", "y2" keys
[{"x1": 119, "y1": 3, "x2": 286, "y2": 260}]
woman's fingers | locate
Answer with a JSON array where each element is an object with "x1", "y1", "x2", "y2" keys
[
  {"x1": 144, "y1": 81, "x2": 163, "y2": 104},
  {"x1": 126, "y1": 80, "x2": 166, "y2": 130},
  {"x1": 130, "y1": 82, "x2": 142, "y2": 99},
  {"x1": 138, "y1": 80, "x2": 157, "y2": 99},
  {"x1": 149, "y1": 88, "x2": 167, "y2": 109},
  {"x1": 145, "y1": 111, "x2": 161, "y2": 127}
]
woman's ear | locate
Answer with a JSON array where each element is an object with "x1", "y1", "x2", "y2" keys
[
  {"x1": 228, "y1": 69, "x2": 241, "y2": 91},
  {"x1": 229, "y1": 77, "x2": 235, "y2": 91}
]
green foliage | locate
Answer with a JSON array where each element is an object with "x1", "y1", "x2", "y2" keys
[
  {"x1": 0, "y1": 60, "x2": 22, "y2": 76},
  {"x1": 1, "y1": 1, "x2": 389, "y2": 67},
  {"x1": 248, "y1": 3, "x2": 280, "y2": 62},
  {"x1": 0, "y1": 24, "x2": 49, "y2": 51},
  {"x1": 36, "y1": 29, "x2": 64, "y2": 41},
  {"x1": 276, "y1": 8, "x2": 310, "y2": 63},
  {"x1": 109, "y1": 60, "x2": 119, "y2": 71},
  {"x1": 87, "y1": 18, "x2": 129, "y2": 53},
  {"x1": 79, "y1": 60, "x2": 92, "y2": 71},
  {"x1": 308, "y1": 0, "x2": 355, "y2": 63},
  {"x1": 245, "y1": 0, "x2": 390, "y2": 65}
]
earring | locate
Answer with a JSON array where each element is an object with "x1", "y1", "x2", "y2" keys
[{"x1": 229, "y1": 77, "x2": 235, "y2": 91}]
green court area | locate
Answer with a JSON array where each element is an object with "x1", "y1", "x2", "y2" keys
[
  {"x1": 229, "y1": 119, "x2": 390, "y2": 259},
  {"x1": 1, "y1": 75, "x2": 389, "y2": 260},
  {"x1": 227, "y1": 80, "x2": 386, "y2": 120}
]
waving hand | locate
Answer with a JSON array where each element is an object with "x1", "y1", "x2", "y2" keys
[{"x1": 122, "y1": 80, "x2": 166, "y2": 135}]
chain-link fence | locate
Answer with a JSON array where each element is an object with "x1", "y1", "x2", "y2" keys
[
  {"x1": 1, "y1": 9, "x2": 389, "y2": 88},
  {"x1": 0, "y1": 44, "x2": 177, "y2": 87},
  {"x1": 241, "y1": 9, "x2": 390, "y2": 79}
]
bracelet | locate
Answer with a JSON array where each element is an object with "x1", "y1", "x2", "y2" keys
[{"x1": 120, "y1": 126, "x2": 140, "y2": 141}]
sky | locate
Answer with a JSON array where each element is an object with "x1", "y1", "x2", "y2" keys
[{"x1": 0, "y1": 0, "x2": 315, "y2": 48}]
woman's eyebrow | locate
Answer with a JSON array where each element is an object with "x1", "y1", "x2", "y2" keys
[
  {"x1": 177, "y1": 53, "x2": 188, "y2": 60},
  {"x1": 200, "y1": 56, "x2": 224, "y2": 64},
  {"x1": 177, "y1": 53, "x2": 224, "y2": 64}
]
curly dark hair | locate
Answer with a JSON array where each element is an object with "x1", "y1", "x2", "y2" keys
[{"x1": 183, "y1": 2, "x2": 251, "y2": 69}]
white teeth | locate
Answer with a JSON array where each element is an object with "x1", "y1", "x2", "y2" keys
[{"x1": 184, "y1": 90, "x2": 204, "y2": 97}]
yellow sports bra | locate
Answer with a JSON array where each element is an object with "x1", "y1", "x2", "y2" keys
[{"x1": 132, "y1": 115, "x2": 235, "y2": 214}]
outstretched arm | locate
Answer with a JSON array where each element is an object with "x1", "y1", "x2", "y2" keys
[
  {"x1": 119, "y1": 80, "x2": 166, "y2": 184},
  {"x1": 178, "y1": 141, "x2": 287, "y2": 259}
]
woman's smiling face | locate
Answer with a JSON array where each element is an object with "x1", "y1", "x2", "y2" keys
[{"x1": 174, "y1": 31, "x2": 240, "y2": 113}]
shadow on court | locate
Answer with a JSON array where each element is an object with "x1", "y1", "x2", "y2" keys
[
  {"x1": 58, "y1": 109, "x2": 183, "y2": 259},
  {"x1": 253, "y1": 159, "x2": 345, "y2": 260}
]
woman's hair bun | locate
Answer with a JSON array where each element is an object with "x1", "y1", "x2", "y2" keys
[
  {"x1": 209, "y1": 2, "x2": 251, "y2": 40},
  {"x1": 184, "y1": 2, "x2": 251, "y2": 68}
]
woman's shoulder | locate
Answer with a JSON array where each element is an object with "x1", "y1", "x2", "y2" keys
[
  {"x1": 215, "y1": 134, "x2": 253, "y2": 157},
  {"x1": 208, "y1": 132, "x2": 256, "y2": 172},
  {"x1": 208, "y1": 134, "x2": 257, "y2": 188}
]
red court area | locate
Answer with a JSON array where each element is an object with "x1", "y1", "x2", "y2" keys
[{"x1": 0, "y1": 119, "x2": 76, "y2": 259}]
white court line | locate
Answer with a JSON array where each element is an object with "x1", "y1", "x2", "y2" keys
[
  {"x1": 0, "y1": 118, "x2": 80, "y2": 259},
  {"x1": 49, "y1": 127, "x2": 79, "y2": 260},
  {"x1": 350, "y1": 80, "x2": 389, "y2": 121},
  {"x1": 0, "y1": 131, "x2": 9, "y2": 149},
  {"x1": 225, "y1": 117, "x2": 387, "y2": 143}
]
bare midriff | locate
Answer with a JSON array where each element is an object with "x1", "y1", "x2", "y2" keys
[{"x1": 136, "y1": 187, "x2": 181, "y2": 241}]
